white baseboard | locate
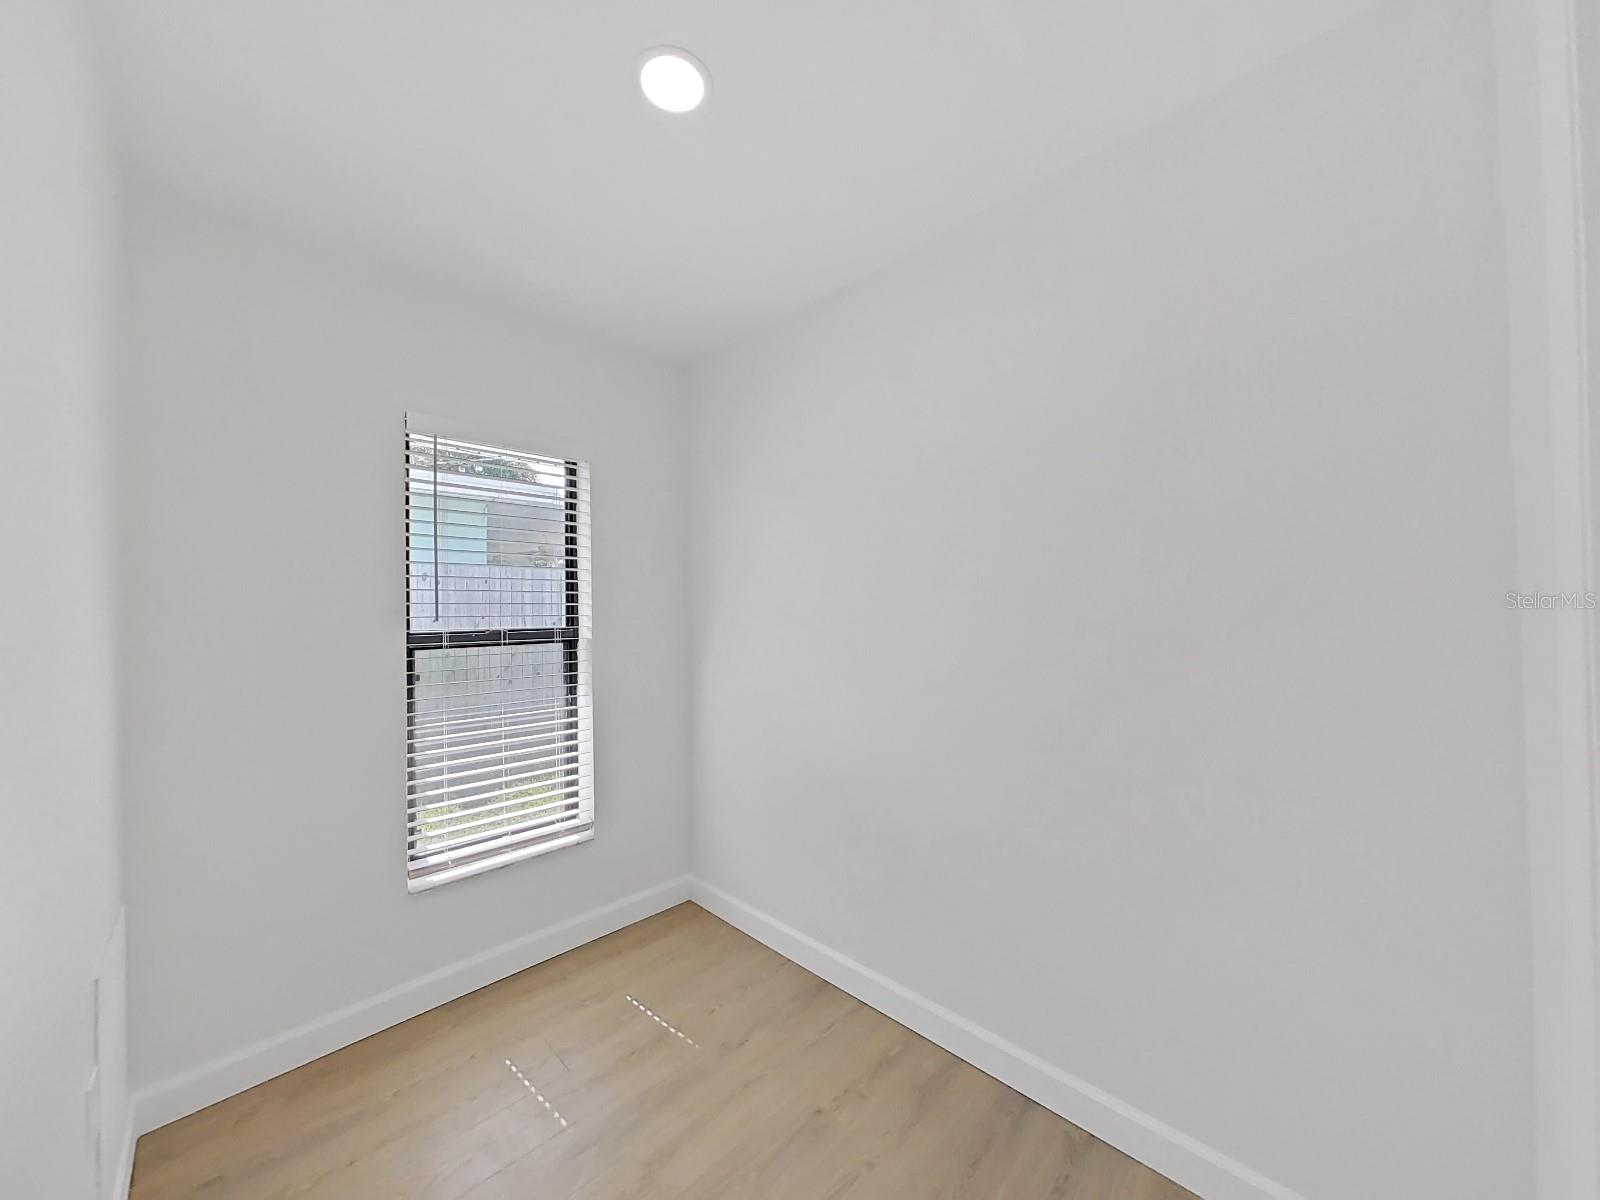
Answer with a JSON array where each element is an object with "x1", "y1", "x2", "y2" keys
[
  {"x1": 126, "y1": 873, "x2": 1297, "y2": 1200},
  {"x1": 132, "y1": 875, "x2": 692, "y2": 1137},
  {"x1": 109, "y1": 1120, "x2": 134, "y2": 1200},
  {"x1": 689, "y1": 877, "x2": 1305, "y2": 1200}
]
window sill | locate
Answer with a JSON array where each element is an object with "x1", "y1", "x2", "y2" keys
[{"x1": 407, "y1": 825, "x2": 594, "y2": 894}]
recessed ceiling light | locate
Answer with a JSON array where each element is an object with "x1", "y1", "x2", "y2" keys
[{"x1": 639, "y1": 48, "x2": 709, "y2": 114}]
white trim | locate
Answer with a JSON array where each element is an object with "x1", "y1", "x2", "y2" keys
[
  {"x1": 131, "y1": 875, "x2": 691, "y2": 1137},
  {"x1": 407, "y1": 825, "x2": 595, "y2": 893},
  {"x1": 109, "y1": 1121, "x2": 134, "y2": 1200},
  {"x1": 688, "y1": 878, "x2": 1305, "y2": 1200},
  {"x1": 1494, "y1": 3, "x2": 1600, "y2": 1197},
  {"x1": 100, "y1": 905, "x2": 129, "y2": 1200}
]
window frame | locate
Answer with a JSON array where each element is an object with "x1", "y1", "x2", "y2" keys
[{"x1": 404, "y1": 427, "x2": 593, "y2": 893}]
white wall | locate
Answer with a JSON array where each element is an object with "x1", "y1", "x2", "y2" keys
[
  {"x1": 1578, "y1": 2, "x2": 1600, "y2": 1187},
  {"x1": 1494, "y1": 3, "x2": 1600, "y2": 1196},
  {"x1": 117, "y1": 189, "x2": 693, "y2": 1115},
  {"x1": 689, "y1": 1, "x2": 1531, "y2": 1197},
  {"x1": 0, "y1": 1, "x2": 129, "y2": 1196},
  {"x1": 1585, "y1": 0, "x2": 1600, "y2": 658},
  {"x1": 1587, "y1": 2, "x2": 1600, "y2": 431}
]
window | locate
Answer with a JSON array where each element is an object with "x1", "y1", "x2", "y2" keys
[{"x1": 405, "y1": 424, "x2": 592, "y2": 891}]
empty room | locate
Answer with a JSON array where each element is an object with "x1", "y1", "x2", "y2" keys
[{"x1": 5, "y1": 1, "x2": 1598, "y2": 1198}]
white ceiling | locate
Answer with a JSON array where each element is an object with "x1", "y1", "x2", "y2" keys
[{"x1": 101, "y1": 0, "x2": 1381, "y2": 362}]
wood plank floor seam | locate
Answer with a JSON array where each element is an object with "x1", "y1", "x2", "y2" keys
[{"x1": 128, "y1": 903, "x2": 1196, "y2": 1200}]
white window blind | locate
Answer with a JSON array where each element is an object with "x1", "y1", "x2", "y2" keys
[{"x1": 405, "y1": 425, "x2": 593, "y2": 891}]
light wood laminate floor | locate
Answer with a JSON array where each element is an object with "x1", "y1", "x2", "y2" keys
[{"x1": 131, "y1": 903, "x2": 1196, "y2": 1199}]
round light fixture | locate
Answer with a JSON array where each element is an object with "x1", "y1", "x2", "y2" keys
[{"x1": 639, "y1": 48, "x2": 708, "y2": 114}]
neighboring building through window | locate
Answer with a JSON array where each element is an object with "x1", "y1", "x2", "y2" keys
[{"x1": 404, "y1": 424, "x2": 593, "y2": 891}]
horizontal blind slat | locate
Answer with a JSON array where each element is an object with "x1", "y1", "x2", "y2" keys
[
  {"x1": 405, "y1": 749, "x2": 590, "y2": 804},
  {"x1": 409, "y1": 807, "x2": 589, "y2": 863},
  {"x1": 406, "y1": 773, "x2": 586, "y2": 821},
  {"x1": 406, "y1": 731, "x2": 581, "y2": 771},
  {"x1": 406, "y1": 699, "x2": 590, "y2": 728},
  {"x1": 406, "y1": 812, "x2": 595, "y2": 870},
  {"x1": 407, "y1": 780, "x2": 585, "y2": 824},
  {"x1": 409, "y1": 796, "x2": 582, "y2": 847},
  {"x1": 405, "y1": 749, "x2": 587, "y2": 796},
  {"x1": 407, "y1": 713, "x2": 584, "y2": 754}
]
